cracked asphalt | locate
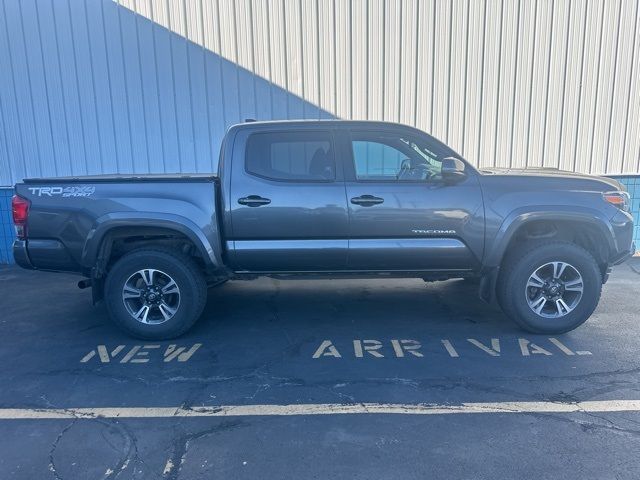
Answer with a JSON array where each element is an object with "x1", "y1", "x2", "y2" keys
[{"x1": 0, "y1": 260, "x2": 639, "y2": 479}]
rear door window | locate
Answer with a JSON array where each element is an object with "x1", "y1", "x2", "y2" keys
[{"x1": 246, "y1": 131, "x2": 335, "y2": 181}]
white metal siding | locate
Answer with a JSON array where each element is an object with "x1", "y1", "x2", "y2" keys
[
  {"x1": 0, "y1": 0, "x2": 638, "y2": 186},
  {"x1": 109, "y1": 0, "x2": 640, "y2": 174}
]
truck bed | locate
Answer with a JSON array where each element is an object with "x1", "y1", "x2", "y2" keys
[
  {"x1": 22, "y1": 173, "x2": 217, "y2": 183},
  {"x1": 14, "y1": 174, "x2": 224, "y2": 274}
]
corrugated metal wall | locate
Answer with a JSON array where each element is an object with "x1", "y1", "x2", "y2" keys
[{"x1": 0, "y1": 0, "x2": 639, "y2": 187}]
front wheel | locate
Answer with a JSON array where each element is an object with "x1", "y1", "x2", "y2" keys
[
  {"x1": 497, "y1": 241, "x2": 602, "y2": 334},
  {"x1": 104, "y1": 248, "x2": 207, "y2": 339}
]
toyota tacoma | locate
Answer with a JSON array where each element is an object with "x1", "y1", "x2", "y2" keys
[{"x1": 11, "y1": 120, "x2": 635, "y2": 339}]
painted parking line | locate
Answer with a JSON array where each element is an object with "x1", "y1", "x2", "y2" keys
[
  {"x1": 311, "y1": 337, "x2": 592, "y2": 359},
  {"x1": 80, "y1": 343, "x2": 202, "y2": 363},
  {"x1": 76, "y1": 337, "x2": 593, "y2": 365},
  {"x1": 2, "y1": 400, "x2": 640, "y2": 420}
]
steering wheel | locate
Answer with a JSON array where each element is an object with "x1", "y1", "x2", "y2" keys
[
  {"x1": 398, "y1": 162, "x2": 433, "y2": 181},
  {"x1": 397, "y1": 158, "x2": 412, "y2": 180}
]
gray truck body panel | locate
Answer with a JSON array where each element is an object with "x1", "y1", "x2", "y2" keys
[
  {"x1": 12, "y1": 120, "x2": 635, "y2": 284},
  {"x1": 14, "y1": 176, "x2": 225, "y2": 273}
]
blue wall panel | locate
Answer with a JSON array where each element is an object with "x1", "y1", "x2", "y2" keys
[
  {"x1": 0, "y1": 189, "x2": 14, "y2": 264},
  {"x1": 613, "y1": 176, "x2": 640, "y2": 252}
]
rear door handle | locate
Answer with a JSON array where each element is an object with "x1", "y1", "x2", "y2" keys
[
  {"x1": 350, "y1": 195, "x2": 384, "y2": 206},
  {"x1": 238, "y1": 195, "x2": 271, "y2": 207}
]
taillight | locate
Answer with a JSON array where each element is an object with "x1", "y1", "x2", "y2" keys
[
  {"x1": 602, "y1": 191, "x2": 630, "y2": 212},
  {"x1": 11, "y1": 194, "x2": 30, "y2": 239}
]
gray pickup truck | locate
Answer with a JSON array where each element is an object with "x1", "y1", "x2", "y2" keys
[{"x1": 11, "y1": 120, "x2": 635, "y2": 339}]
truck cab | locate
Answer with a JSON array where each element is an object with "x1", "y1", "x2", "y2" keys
[{"x1": 220, "y1": 121, "x2": 483, "y2": 274}]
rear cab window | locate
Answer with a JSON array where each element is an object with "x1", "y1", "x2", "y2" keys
[{"x1": 245, "y1": 131, "x2": 336, "y2": 182}]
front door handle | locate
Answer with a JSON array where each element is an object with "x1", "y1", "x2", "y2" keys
[
  {"x1": 350, "y1": 195, "x2": 384, "y2": 206},
  {"x1": 238, "y1": 195, "x2": 271, "y2": 207}
]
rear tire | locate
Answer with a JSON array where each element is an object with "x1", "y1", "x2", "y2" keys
[
  {"x1": 496, "y1": 241, "x2": 602, "y2": 334},
  {"x1": 104, "y1": 248, "x2": 207, "y2": 340},
  {"x1": 460, "y1": 276, "x2": 481, "y2": 285}
]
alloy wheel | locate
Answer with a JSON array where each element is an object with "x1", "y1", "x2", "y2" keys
[
  {"x1": 525, "y1": 261, "x2": 584, "y2": 318},
  {"x1": 121, "y1": 269, "x2": 181, "y2": 325}
]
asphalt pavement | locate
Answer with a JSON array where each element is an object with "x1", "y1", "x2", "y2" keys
[{"x1": 0, "y1": 260, "x2": 639, "y2": 479}]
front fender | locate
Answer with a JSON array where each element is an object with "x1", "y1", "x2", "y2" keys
[
  {"x1": 82, "y1": 212, "x2": 221, "y2": 270},
  {"x1": 484, "y1": 206, "x2": 616, "y2": 268}
]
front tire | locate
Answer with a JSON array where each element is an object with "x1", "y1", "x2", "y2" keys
[
  {"x1": 104, "y1": 248, "x2": 207, "y2": 339},
  {"x1": 497, "y1": 241, "x2": 602, "y2": 334}
]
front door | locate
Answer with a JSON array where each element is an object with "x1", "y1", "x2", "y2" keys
[
  {"x1": 342, "y1": 128, "x2": 484, "y2": 271},
  {"x1": 229, "y1": 128, "x2": 349, "y2": 272}
]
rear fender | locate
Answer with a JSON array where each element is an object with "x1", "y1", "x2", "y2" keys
[{"x1": 83, "y1": 212, "x2": 222, "y2": 272}]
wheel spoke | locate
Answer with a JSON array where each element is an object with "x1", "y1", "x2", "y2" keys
[
  {"x1": 161, "y1": 280, "x2": 179, "y2": 295},
  {"x1": 556, "y1": 298, "x2": 572, "y2": 316},
  {"x1": 158, "y1": 302, "x2": 177, "y2": 321},
  {"x1": 530, "y1": 296, "x2": 547, "y2": 314},
  {"x1": 564, "y1": 279, "x2": 584, "y2": 292},
  {"x1": 140, "y1": 269, "x2": 155, "y2": 286},
  {"x1": 123, "y1": 285, "x2": 142, "y2": 299},
  {"x1": 134, "y1": 305, "x2": 150, "y2": 323},
  {"x1": 553, "y1": 262, "x2": 567, "y2": 279},
  {"x1": 527, "y1": 272, "x2": 546, "y2": 288}
]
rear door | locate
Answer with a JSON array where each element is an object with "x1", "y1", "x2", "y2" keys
[
  {"x1": 341, "y1": 127, "x2": 484, "y2": 271},
  {"x1": 228, "y1": 127, "x2": 349, "y2": 272}
]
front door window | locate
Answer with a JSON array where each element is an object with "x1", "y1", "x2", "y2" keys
[{"x1": 351, "y1": 135, "x2": 443, "y2": 182}]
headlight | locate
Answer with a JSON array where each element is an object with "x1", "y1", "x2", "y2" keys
[{"x1": 602, "y1": 191, "x2": 630, "y2": 212}]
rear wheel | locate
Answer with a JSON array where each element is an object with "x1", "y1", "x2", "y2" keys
[
  {"x1": 497, "y1": 241, "x2": 602, "y2": 334},
  {"x1": 104, "y1": 248, "x2": 207, "y2": 339}
]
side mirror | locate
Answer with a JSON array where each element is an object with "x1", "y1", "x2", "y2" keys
[{"x1": 441, "y1": 157, "x2": 467, "y2": 184}]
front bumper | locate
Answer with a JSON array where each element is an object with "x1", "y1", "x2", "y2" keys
[
  {"x1": 603, "y1": 241, "x2": 635, "y2": 284},
  {"x1": 610, "y1": 209, "x2": 635, "y2": 264},
  {"x1": 611, "y1": 242, "x2": 635, "y2": 266}
]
